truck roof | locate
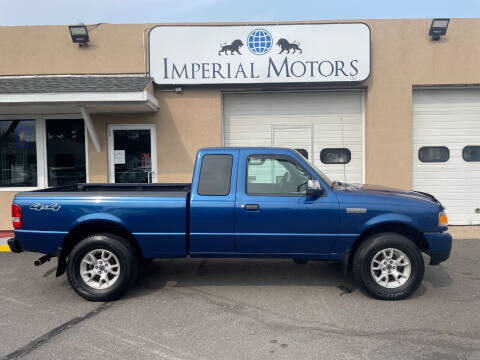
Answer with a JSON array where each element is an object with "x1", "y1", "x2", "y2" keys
[{"x1": 198, "y1": 147, "x2": 296, "y2": 152}]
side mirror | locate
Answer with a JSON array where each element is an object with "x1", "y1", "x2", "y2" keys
[{"x1": 306, "y1": 179, "x2": 324, "y2": 197}]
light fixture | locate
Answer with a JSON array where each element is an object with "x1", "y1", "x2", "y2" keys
[
  {"x1": 429, "y1": 18, "x2": 450, "y2": 41},
  {"x1": 68, "y1": 24, "x2": 89, "y2": 46}
]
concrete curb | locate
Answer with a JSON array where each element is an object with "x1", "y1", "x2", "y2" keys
[{"x1": 0, "y1": 237, "x2": 10, "y2": 252}]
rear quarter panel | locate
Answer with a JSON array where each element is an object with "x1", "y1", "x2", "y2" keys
[{"x1": 13, "y1": 193, "x2": 187, "y2": 257}]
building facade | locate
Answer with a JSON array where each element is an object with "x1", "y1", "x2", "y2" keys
[{"x1": 0, "y1": 19, "x2": 480, "y2": 229}]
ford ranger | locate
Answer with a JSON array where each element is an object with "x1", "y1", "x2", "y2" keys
[{"x1": 7, "y1": 147, "x2": 452, "y2": 301}]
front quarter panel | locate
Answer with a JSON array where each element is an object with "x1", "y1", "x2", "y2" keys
[{"x1": 333, "y1": 190, "x2": 441, "y2": 255}]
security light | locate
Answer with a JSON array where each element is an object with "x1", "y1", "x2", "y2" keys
[
  {"x1": 69, "y1": 25, "x2": 89, "y2": 46},
  {"x1": 429, "y1": 18, "x2": 450, "y2": 41}
]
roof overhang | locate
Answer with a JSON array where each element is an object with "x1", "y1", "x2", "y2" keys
[
  {"x1": 0, "y1": 90, "x2": 159, "y2": 114},
  {"x1": 0, "y1": 75, "x2": 159, "y2": 115}
]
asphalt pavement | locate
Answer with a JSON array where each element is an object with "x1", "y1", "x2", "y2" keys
[{"x1": 1, "y1": 237, "x2": 479, "y2": 360}]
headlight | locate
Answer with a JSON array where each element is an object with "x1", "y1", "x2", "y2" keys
[{"x1": 439, "y1": 210, "x2": 448, "y2": 226}]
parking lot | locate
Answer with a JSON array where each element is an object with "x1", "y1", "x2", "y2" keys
[{"x1": 1, "y1": 230, "x2": 480, "y2": 360}]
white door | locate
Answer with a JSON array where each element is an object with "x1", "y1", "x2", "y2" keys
[
  {"x1": 223, "y1": 91, "x2": 364, "y2": 183},
  {"x1": 413, "y1": 88, "x2": 480, "y2": 225},
  {"x1": 272, "y1": 125, "x2": 313, "y2": 159},
  {"x1": 108, "y1": 124, "x2": 157, "y2": 183}
]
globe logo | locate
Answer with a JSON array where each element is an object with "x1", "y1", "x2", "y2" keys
[{"x1": 247, "y1": 29, "x2": 273, "y2": 55}]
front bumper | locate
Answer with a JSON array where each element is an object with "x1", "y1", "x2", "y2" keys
[
  {"x1": 424, "y1": 232, "x2": 452, "y2": 265},
  {"x1": 7, "y1": 238, "x2": 23, "y2": 253}
]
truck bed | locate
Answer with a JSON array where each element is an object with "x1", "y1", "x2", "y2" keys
[{"x1": 14, "y1": 183, "x2": 191, "y2": 257}]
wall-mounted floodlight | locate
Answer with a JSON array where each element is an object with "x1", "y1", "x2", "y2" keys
[
  {"x1": 69, "y1": 25, "x2": 89, "y2": 46},
  {"x1": 429, "y1": 18, "x2": 450, "y2": 41}
]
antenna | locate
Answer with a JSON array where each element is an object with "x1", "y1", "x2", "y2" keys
[{"x1": 340, "y1": 116, "x2": 347, "y2": 189}]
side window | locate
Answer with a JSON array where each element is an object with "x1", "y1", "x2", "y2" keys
[
  {"x1": 247, "y1": 156, "x2": 310, "y2": 195},
  {"x1": 320, "y1": 148, "x2": 351, "y2": 164},
  {"x1": 197, "y1": 154, "x2": 233, "y2": 196},
  {"x1": 295, "y1": 148, "x2": 308, "y2": 159},
  {"x1": 462, "y1": 146, "x2": 480, "y2": 162},
  {"x1": 418, "y1": 146, "x2": 449, "y2": 163}
]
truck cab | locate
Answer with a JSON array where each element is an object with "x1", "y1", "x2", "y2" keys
[{"x1": 190, "y1": 148, "x2": 339, "y2": 256}]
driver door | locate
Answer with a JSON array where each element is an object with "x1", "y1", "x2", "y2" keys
[{"x1": 234, "y1": 150, "x2": 339, "y2": 255}]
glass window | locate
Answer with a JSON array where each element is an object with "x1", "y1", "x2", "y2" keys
[
  {"x1": 46, "y1": 119, "x2": 86, "y2": 186},
  {"x1": 0, "y1": 120, "x2": 37, "y2": 187},
  {"x1": 197, "y1": 154, "x2": 233, "y2": 196},
  {"x1": 295, "y1": 148, "x2": 309, "y2": 159},
  {"x1": 320, "y1": 148, "x2": 351, "y2": 164},
  {"x1": 113, "y1": 129, "x2": 152, "y2": 183},
  {"x1": 462, "y1": 146, "x2": 480, "y2": 162},
  {"x1": 418, "y1": 146, "x2": 449, "y2": 163},
  {"x1": 247, "y1": 156, "x2": 310, "y2": 195}
]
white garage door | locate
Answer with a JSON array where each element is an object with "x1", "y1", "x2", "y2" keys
[
  {"x1": 223, "y1": 91, "x2": 364, "y2": 184},
  {"x1": 413, "y1": 89, "x2": 480, "y2": 225}
]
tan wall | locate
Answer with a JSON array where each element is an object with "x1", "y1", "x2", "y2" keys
[
  {"x1": 0, "y1": 24, "x2": 150, "y2": 75},
  {"x1": 2, "y1": 19, "x2": 480, "y2": 229},
  {"x1": 88, "y1": 88, "x2": 222, "y2": 183},
  {"x1": 0, "y1": 192, "x2": 16, "y2": 230}
]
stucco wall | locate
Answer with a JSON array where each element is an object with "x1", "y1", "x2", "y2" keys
[{"x1": 0, "y1": 23, "x2": 149, "y2": 75}]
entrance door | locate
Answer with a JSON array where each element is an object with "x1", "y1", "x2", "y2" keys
[{"x1": 108, "y1": 124, "x2": 157, "y2": 183}]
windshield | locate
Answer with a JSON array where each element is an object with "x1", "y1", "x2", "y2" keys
[{"x1": 294, "y1": 150, "x2": 333, "y2": 187}]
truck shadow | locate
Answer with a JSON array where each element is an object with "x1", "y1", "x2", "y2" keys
[
  {"x1": 126, "y1": 257, "x2": 454, "y2": 300},
  {"x1": 127, "y1": 258, "x2": 357, "y2": 299}
]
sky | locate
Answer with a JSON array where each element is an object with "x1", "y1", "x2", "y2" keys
[{"x1": 0, "y1": 0, "x2": 478, "y2": 26}]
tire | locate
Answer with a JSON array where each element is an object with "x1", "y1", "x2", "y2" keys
[
  {"x1": 352, "y1": 232, "x2": 424, "y2": 300},
  {"x1": 66, "y1": 233, "x2": 139, "y2": 301}
]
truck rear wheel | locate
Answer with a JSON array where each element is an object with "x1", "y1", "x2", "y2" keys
[
  {"x1": 66, "y1": 233, "x2": 138, "y2": 301},
  {"x1": 352, "y1": 232, "x2": 424, "y2": 300}
]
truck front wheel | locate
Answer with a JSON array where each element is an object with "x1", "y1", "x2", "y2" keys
[
  {"x1": 66, "y1": 234, "x2": 139, "y2": 301},
  {"x1": 352, "y1": 232, "x2": 425, "y2": 300}
]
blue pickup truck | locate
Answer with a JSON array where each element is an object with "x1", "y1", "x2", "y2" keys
[{"x1": 8, "y1": 147, "x2": 451, "y2": 301}]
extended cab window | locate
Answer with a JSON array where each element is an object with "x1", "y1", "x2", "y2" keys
[
  {"x1": 197, "y1": 154, "x2": 233, "y2": 196},
  {"x1": 247, "y1": 156, "x2": 310, "y2": 195}
]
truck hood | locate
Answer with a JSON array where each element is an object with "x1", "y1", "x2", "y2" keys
[{"x1": 338, "y1": 183, "x2": 444, "y2": 208}]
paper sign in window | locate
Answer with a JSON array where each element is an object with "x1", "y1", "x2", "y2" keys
[{"x1": 114, "y1": 150, "x2": 125, "y2": 164}]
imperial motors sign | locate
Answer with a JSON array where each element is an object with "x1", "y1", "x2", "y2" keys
[{"x1": 149, "y1": 23, "x2": 370, "y2": 85}]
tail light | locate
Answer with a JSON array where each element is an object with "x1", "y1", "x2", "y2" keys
[{"x1": 12, "y1": 204, "x2": 22, "y2": 229}]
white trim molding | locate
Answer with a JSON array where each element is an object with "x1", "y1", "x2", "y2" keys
[
  {"x1": 0, "y1": 90, "x2": 159, "y2": 111},
  {"x1": 80, "y1": 107, "x2": 101, "y2": 152}
]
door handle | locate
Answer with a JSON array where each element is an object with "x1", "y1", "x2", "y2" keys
[{"x1": 244, "y1": 204, "x2": 259, "y2": 211}]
